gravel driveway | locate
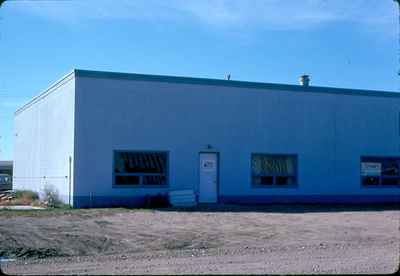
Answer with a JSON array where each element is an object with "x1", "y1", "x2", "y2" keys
[{"x1": 0, "y1": 205, "x2": 399, "y2": 274}]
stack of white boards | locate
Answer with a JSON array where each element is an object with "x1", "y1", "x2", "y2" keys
[{"x1": 169, "y1": 190, "x2": 197, "y2": 207}]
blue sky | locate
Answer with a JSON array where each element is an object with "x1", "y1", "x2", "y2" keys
[{"x1": 0, "y1": 0, "x2": 399, "y2": 160}]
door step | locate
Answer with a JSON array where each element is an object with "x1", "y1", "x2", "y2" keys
[{"x1": 169, "y1": 189, "x2": 197, "y2": 207}]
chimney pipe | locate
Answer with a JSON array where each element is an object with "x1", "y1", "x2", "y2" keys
[{"x1": 299, "y1": 75, "x2": 310, "y2": 86}]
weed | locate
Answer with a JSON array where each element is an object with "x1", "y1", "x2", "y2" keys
[{"x1": 42, "y1": 184, "x2": 63, "y2": 208}]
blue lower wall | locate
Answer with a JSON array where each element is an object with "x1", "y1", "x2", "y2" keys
[
  {"x1": 219, "y1": 195, "x2": 400, "y2": 204},
  {"x1": 73, "y1": 196, "x2": 147, "y2": 208},
  {"x1": 72, "y1": 194, "x2": 400, "y2": 208}
]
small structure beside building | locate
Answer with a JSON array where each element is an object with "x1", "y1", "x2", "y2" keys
[
  {"x1": 0, "y1": 161, "x2": 13, "y2": 176},
  {"x1": 0, "y1": 161, "x2": 13, "y2": 190},
  {"x1": 13, "y1": 69, "x2": 400, "y2": 207}
]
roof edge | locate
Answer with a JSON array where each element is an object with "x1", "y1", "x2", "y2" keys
[
  {"x1": 14, "y1": 70, "x2": 76, "y2": 116},
  {"x1": 74, "y1": 69, "x2": 400, "y2": 98}
]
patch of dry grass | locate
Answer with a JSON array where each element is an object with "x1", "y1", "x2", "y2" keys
[{"x1": 0, "y1": 190, "x2": 39, "y2": 206}]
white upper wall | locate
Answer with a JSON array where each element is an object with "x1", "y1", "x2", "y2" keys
[{"x1": 13, "y1": 72, "x2": 75, "y2": 203}]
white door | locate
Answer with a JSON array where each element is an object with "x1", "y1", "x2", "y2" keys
[{"x1": 199, "y1": 153, "x2": 218, "y2": 203}]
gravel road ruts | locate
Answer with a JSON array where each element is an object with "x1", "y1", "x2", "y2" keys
[{"x1": 0, "y1": 204, "x2": 399, "y2": 274}]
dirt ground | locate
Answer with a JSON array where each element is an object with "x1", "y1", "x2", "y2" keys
[{"x1": 0, "y1": 204, "x2": 399, "y2": 274}]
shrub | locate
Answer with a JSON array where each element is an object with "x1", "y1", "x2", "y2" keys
[
  {"x1": 42, "y1": 184, "x2": 63, "y2": 208},
  {"x1": 13, "y1": 190, "x2": 39, "y2": 205}
]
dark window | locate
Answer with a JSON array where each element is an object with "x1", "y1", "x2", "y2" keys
[
  {"x1": 361, "y1": 157, "x2": 400, "y2": 187},
  {"x1": 261, "y1": 176, "x2": 274, "y2": 185},
  {"x1": 362, "y1": 176, "x2": 379, "y2": 186},
  {"x1": 115, "y1": 175, "x2": 140, "y2": 185},
  {"x1": 0, "y1": 174, "x2": 11, "y2": 185},
  {"x1": 143, "y1": 175, "x2": 167, "y2": 186},
  {"x1": 382, "y1": 177, "x2": 400, "y2": 185},
  {"x1": 252, "y1": 154, "x2": 297, "y2": 187},
  {"x1": 253, "y1": 176, "x2": 274, "y2": 185},
  {"x1": 114, "y1": 151, "x2": 168, "y2": 186},
  {"x1": 276, "y1": 176, "x2": 289, "y2": 185}
]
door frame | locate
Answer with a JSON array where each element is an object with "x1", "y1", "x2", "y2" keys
[{"x1": 198, "y1": 151, "x2": 220, "y2": 203}]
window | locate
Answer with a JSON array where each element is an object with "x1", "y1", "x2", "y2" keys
[
  {"x1": 113, "y1": 151, "x2": 168, "y2": 186},
  {"x1": 361, "y1": 156, "x2": 400, "y2": 187},
  {"x1": 0, "y1": 175, "x2": 11, "y2": 185},
  {"x1": 251, "y1": 154, "x2": 297, "y2": 187}
]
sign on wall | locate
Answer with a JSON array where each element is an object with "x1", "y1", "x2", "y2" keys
[
  {"x1": 201, "y1": 160, "x2": 216, "y2": 171},
  {"x1": 361, "y1": 162, "x2": 381, "y2": 176}
]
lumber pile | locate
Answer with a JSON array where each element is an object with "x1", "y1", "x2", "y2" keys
[{"x1": 0, "y1": 191, "x2": 15, "y2": 204}]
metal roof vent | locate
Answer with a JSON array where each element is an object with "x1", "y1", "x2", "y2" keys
[{"x1": 299, "y1": 75, "x2": 310, "y2": 86}]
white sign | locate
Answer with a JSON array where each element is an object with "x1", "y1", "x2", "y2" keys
[
  {"x1": 361, "y1": 162, "x2": 381, "y2": 176},
  {"x1": 202, "y1": 160, "x2": 215, "y2": 171}
]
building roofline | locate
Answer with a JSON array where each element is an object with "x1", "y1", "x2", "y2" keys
[
  {"x1": 75, "y1": 69, "x2": 400, "y2": 98},
  {"x1": 14, "y1": 68, "x2": 400, "y2": 116},
  {"x1": 14, "y1": 70, "x2": 75, "y2": 116}
]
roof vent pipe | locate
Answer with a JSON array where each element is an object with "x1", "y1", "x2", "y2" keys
[{"x1": 299, "y1": 75, "x2": 310, "y2": 86}]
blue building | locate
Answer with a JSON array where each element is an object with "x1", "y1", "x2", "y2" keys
[{"x1": 13, "y1": 69, "x2": 400, "y2": 207}]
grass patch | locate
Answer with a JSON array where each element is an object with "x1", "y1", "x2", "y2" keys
[
  {"x1": 0, "y1": 247, "x2": 69, "y2": 259},
  {"x1": 14, "y1": 190, "x2": 39, "y2": 201},
  {"x1": 0, "y1": 190, "x2": 39, "y2": 206}
]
